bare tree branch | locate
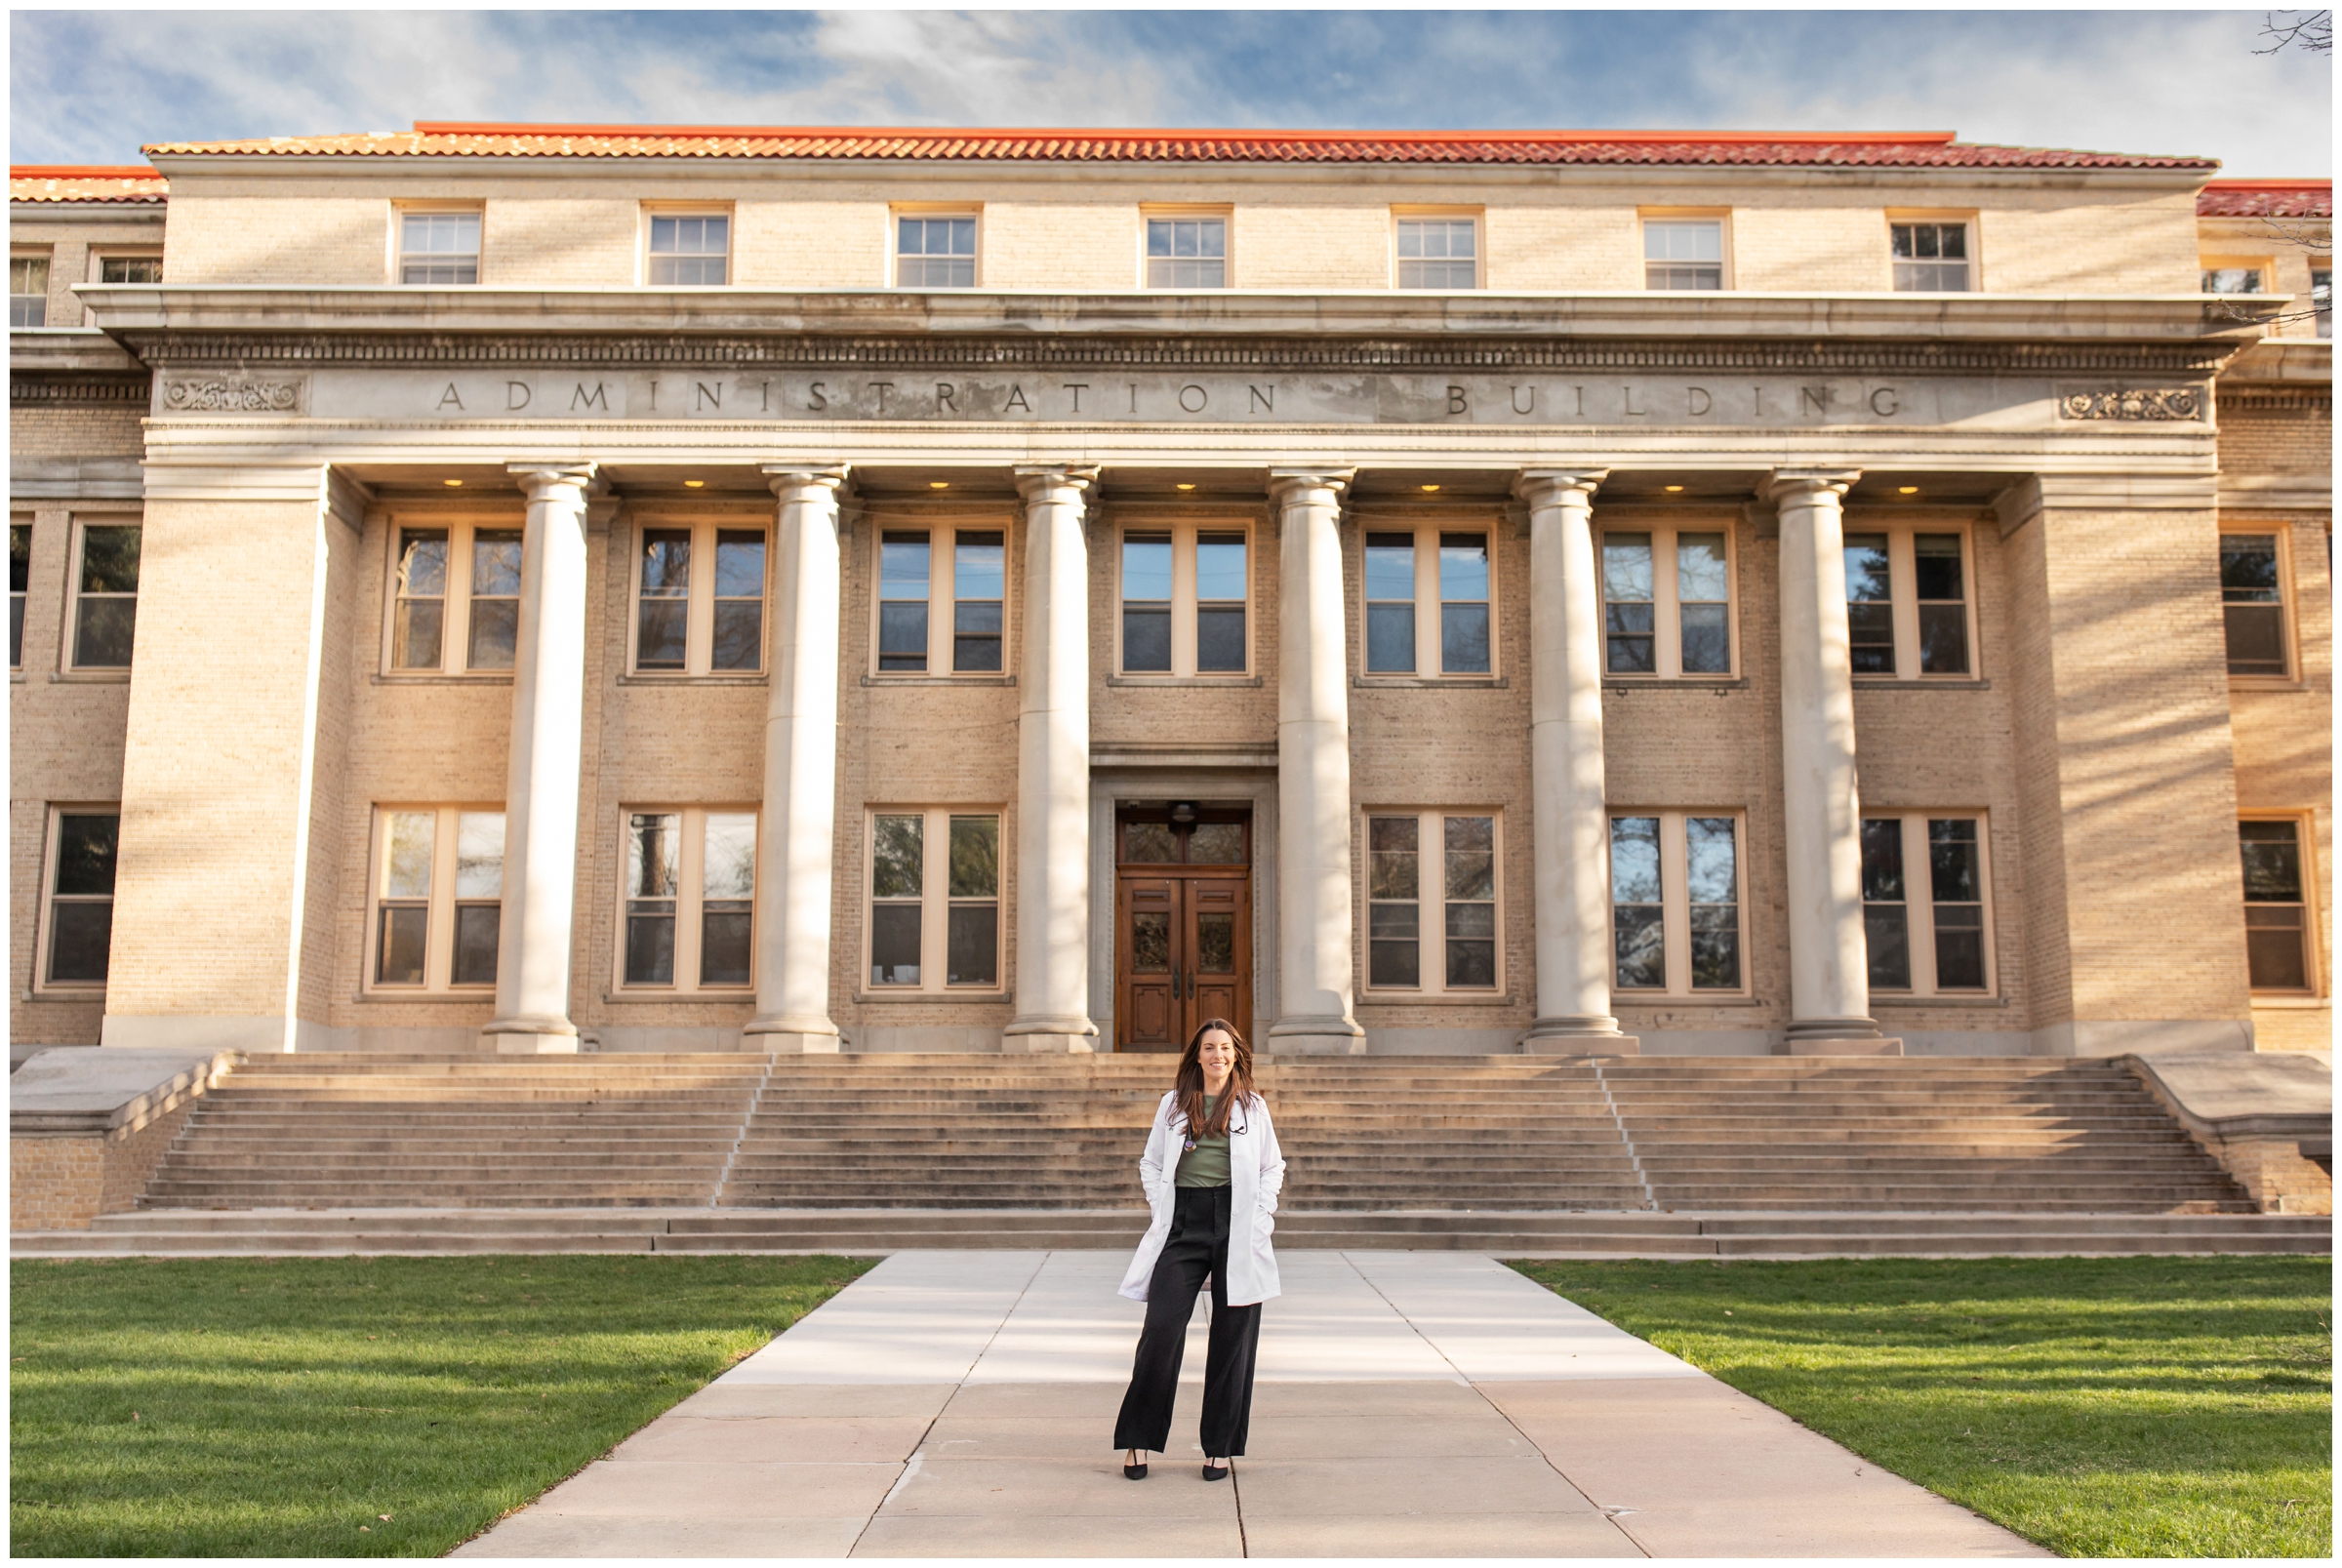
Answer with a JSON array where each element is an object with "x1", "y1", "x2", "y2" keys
[{"x1": 2256, "y1": 9, "x2": 2332, "y2": 53}]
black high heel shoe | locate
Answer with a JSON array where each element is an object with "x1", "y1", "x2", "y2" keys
[
  {"x1": 1201, "y1": 1459, "x2": 1230, "y2": 1481},
  {"x1": 1124, "y1": 1449, "x2": 1148, "y2": 1480}
]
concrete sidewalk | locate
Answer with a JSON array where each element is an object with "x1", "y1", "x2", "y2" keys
[{"x1": 455, "y1": 1251, "x2": 2043, "y2": 1558}]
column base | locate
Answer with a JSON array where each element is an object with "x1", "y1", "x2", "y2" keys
[
  {"x1": 1002, "y1": 1016, "x2": 1100, "y2": 1055},
  {"x1": 1268, "y1": 1016, "x2": 1367, "y2": 1056},
  {"x1": 1787, "y1": 1036, "x2": 1905, "y2": 1056},
  {"x1": 743, "y1": 1017, "x2": 842, "y2": 1055},
  {"x1": 1784, "y1": 1018, "x2": 1905, "y2": 1057},
  {"x1": 1521, "y1": 1018, "x2": 1641, "y2": 1058},
  {"x1": 484, "y1": 1027, "x2": 581, "y2": 1056}
]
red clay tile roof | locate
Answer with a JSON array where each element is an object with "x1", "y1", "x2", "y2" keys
[
  {"x1": 131, "y1": 124, "x2": 2219, "y2": 170},
  {"x1": 10, "y1": 166, "x2": 169, "y2": 202},
  {"x1": 2197, "y1": 179, "x2": 2332, "y2": 219}
]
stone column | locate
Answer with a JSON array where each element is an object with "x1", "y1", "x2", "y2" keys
[
  {"x1": 1268, "y1": 470, "x2": 1366, "y2": 1055},
  {"x1": 482, "y1": 463, "x2": 597, "y2": 1055},
  {"x1": 1003, "y1": 464, "x2": 1101, "y2": 1053},
  {"x1": 745, "y1": 465, "x2": 850, "y2": 1053},
  {"x1": 1767, "y1": 469, "x2": 1890, "y2": 1049},
  {"x1": 1516, "y1": 471, "x2": 1637, "y2": 1055}
]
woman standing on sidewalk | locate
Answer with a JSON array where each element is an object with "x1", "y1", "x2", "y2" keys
[{"x1": 1114, "y1": 1018, "x2": 1285, "y2": 1482}]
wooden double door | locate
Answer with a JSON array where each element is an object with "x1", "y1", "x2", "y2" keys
[{"x1": 1113, "y1": 807, "x2": 1253, "y2": 1053}]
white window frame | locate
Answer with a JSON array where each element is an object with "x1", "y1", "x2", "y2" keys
[
  {"x1": 1640, "y1": 213, "x2": 1730, "y2": 291},
  {"x1": 862, "y1": 806, "x2": 1007, "y2": 995},
  {"x1": 641, "y1": 206, "x2": 733, "y2": 287},
  {"x1": 63, "y1": 517, "x2": 140, "y2": 674},
  {"x1": 1392, "y1": 209, "x2": 1482, "y2": 290},
  {"x1": 11, "y1": 251, "x2": 52, "y2": 328},
  {"x1": 2201, "y1": 258, "x2": 2273, "y2": 296},
  {"x1": 1607, "y1": 809, "x2": 1750, "y2": 999},
  {"x1": 89, "y1": 250, "x2": 164, "y2": 286},
  {"x1": 390, "y1": 206, "x2": 483, "y2": 286},
  {"x1": 616, "y1": 806, "x2": 759, "y2": 994},
  {"x1": 868, "y1": 521, "x2": 1013, "y2": 679},
  {"x1": 1596, "y1": 524, "x2": 1740, "y2": 680},
  {"x1": 1886, "y1": 214, "x2": 1977, "y2": 293},
  {"x1": 2240, "y1": 811, "x2": 2322, "y2": 997},
  {"x1": 1858, "y1": 811, "x2": 1997, "y2": 999},
  {"x1": 12, "y1": 515, "x2": 31, "y2": 671},
  {"x1": 1839, "y1": 521, "x2": 1978, "y2": 681},
  {"x1": 1140, "y1": 206, "x2": 1232, "y2": 289},
  {"x1": 2218, "y1": 524, "x2": 2298, "y2": 683},
  {"x1": 1362, "y1": 808, "x2": 1505, "y2": 997},
  {"x1": 36, "y1": 803, "x2": 119, "y2": 994},
  {"x1": 365, "y1": 804, "x2": 505, "y2": 994},
  {"x1": 626, "y1": 515, "x2": 772, "y2": 677},
  {"x1": 381, "y1": 516, "x2": 526, "y2": 677},
  {"x1": 1359, "y1": 524, "x2": 1501, "y2": 679},
  {"x1": 1113, "y1": 520, "x2": 1254, "y2": 678},
  {"x1": 892, "y1": 207, "x2": 982, "y2": 289}
]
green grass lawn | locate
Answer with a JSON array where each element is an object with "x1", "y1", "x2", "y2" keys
[
  {"x1": 10, "y1": 1253, "x2": 876, "y2": 1557},
  {"x1": 1511, "y1": 1254, "x2": 2331, "y2": 1557}
]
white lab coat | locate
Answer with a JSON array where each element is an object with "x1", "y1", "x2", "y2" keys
[{"x1": 1117, "y1": 1088, "x2": 1286, "y2": 1307}]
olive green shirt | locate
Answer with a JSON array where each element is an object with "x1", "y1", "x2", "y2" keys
[{"x1": 1174, "y1": 1094, "x2": 1232, "y2": 1187}]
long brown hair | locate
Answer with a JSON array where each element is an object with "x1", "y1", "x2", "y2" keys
[{"x1": 1173, "y1": 1018, "x2": 1255, "y2": 1140}]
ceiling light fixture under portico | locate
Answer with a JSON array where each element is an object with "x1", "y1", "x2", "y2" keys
[{"x1": 442, "y1": 478, "x2": 462, "y2": 487}]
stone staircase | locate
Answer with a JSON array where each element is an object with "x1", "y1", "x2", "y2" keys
[{"x1": 12, "y1": 1051, "x2": 2323, "y2": 1258}]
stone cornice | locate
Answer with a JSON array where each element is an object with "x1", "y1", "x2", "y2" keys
[{"x1": 11, "y1": 373, "x2": 149, "y2": 406}]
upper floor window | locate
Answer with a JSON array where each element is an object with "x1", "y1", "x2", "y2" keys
[
  {"x1": 1643, "y1": 220, "x2": 1723, "y2": 290},
  {"x1": 67, "y1": 521, "x2": 140, "y2": 670},
  {"x1": 1146, "y1": 216, "x2": 1227, "y2": 288},
  {"x1": 1364, "y1": 528, "x2": 1494, "y2": 676},
  {"x1": 1861, "y1": 813, "x2": 1993, "y2": 995},
  {"x1": 2219, "y1": 532, "x2": 2291, "y2": 678},
  {"x1": 96, "y1": 254, "x2": 162, "y2": 284},
  {"x1": 621, "y1": 808, "x2": 756, "y2": 991},
  {"x1": 1118, "y1": 524, "x2": 1249, "y2": 676},
  {"x1": 1610, "y1": 811, "x2": 1744, "y2": 995},
  {"x1": 1601, "y1": 527, "x2": 1735, "y2": 678},
  {"x1": 2201, "y1": 261, "x2": 2268, "y2": 295},
  {"x1": 2313, "y1": 266, "x2": 2333, "y2": 339},
  {"x1": 40, "y1": 808, "x2": 118, "y2": 990},
  {"x1": 370, "y1": 806, "x2": 504, "y2": 990},
  {"x1": 1395, "y1": 217, "x2": 1477, "y2": 289},
  {"x1": 898, "y1": 215, "x2": 978, "y2": 288},
  {"x1": 2240, "y1": 818, "x2": 2317, "y2": 993},
  {"x1": 11, "y1": 255, "x2": 50, "y2": 327},
  {"x1": 874, "y1": 525, "x2": 1006, "y2": 676},
  {"x1": 1890, "y1": 222, "x2": 1971, "y2": 291},
  {"x1": 1841, "y1": 526, "x2": 1972, "y2": 678},
  {"x1": 647, "y1": 214, "x2": 729, "y2": 286},
  {"x1": 385, "y1": 521, "x2": 520, "y2": 675},
  {"x1": 11, "y1": 521, "x2": 29, "y2": 669},
  {"x1": 867, "y1": 808, "x2": 1002, "y2": 991},
  {"x1": 399, "y1": 212, "x2": 480, "y2": 285},
  {"x1": 1366, "y1": 810, "x2": 1502, "y2": 993},
  {"x1": 631, "y1": 520, "x2": 767, "y2": 675}
]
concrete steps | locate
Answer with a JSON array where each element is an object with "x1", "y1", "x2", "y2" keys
[{"x1": 16, "y1": 1206, "x2": 2327, "y2": 1259}]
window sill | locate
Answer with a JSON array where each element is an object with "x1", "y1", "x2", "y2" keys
[
  {"x1": 1850, "y1": 677, "x2": 1992, "y2": 691},
  {"x1": 1358, "y1": 992, "x2": 1517, "y2": 1007},
  {"x1": 1602, "y1": 675, "x2": 1749, "y2": 691},
  {"x1": 1354, "y1": 675, "x2": 1509, "y2": 690},
  {"x1": 2249, "y1": 994, "x2": 2329, "y2": 1009},
  {"x1": 2229, "y1": 677, "x2": 2309, "y2": 693},
  {"x1": 863, "y1": 674, "x2": 1016, "y2": 687},
  {"x1": 601, "y1": 990, "x2": 754, "y2": 1004},
  {"x1": 49, "y1": 669, "x2": 129, "y2": 684},
  {"x1": 371, "y1": 672, "x2": 513, "y2": 686},
  {"x1": 854, "y1": 989, "x2": 1010, "y2": 1004},
  {"x1": 355, "y1": 989, "x2": 495, "y2": 1002},
  {"x1": 1870, "y1": 994, "x2": 2006, "y2": 1008},
  {"x1": 1614, "y1": 993, "x2": 1759, "y2": 1007},
  {"x1": 1109, "y1": 674, "x2": 1263, "y2": 688},
  {"x1": 619, "y1": 673, "x2": 768, "y2": 687},
  {"x1": 25, "y1": 986, "x2": 105, "y2": 1002}
]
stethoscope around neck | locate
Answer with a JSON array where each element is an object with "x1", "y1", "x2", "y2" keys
[{"x1": 1179, "y1": 1092, "x2": 1250, "y2": 1150}]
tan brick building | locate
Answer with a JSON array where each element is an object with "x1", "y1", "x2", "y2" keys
[{"x1": 9, "y1": 128, "x2": 2331, "y2": 1064}]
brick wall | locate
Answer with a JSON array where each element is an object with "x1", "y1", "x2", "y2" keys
[{"x1": 9, "y1": 1095, "x2": 193, "y2": 1230}]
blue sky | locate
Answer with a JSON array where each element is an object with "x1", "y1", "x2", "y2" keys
[{"x1": 8, "y1": 8, "x2": 2332, "y2": 178}]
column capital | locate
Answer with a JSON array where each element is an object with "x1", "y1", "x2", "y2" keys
[
  {"x1": 762, "y1": 463, "x2": 850, "y2": 500},
  {"x1": 1268, "y1": 469, "x2": 1354, "y2": 504},
  {"x1": 1514, "y1": 469, "x2": 1609, "y2": 510},
  {"x1": 1762, "y1": 469, "x2": 1861, "y2": 505},
  {"x1": 1014, "y1": 464, "x2": 1100, "y2": 502},
  {"x1": 505, "y1": 462, "x2": 600, "y2": 502}
]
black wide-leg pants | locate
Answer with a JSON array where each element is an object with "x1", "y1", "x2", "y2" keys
[{"x1": 1113, "y1": 1184, "x2": 1261, "y2": 1459}]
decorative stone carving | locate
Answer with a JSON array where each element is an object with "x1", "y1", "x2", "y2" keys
[
  {"x1": 161, "y1": 379, "x2": 303, "y2": 413},
  {"x1": 2057, "y1": 388, "x2": 2202, "y2": 421}
]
